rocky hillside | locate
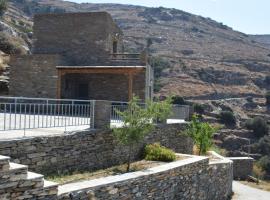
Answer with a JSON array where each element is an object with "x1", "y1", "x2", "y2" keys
[
  {"x1": 1, "y1": 0, "x2": 270, "y2": 99},
  {"x1": 250, "y1": 35, "x2": 270, "y2": 49}
]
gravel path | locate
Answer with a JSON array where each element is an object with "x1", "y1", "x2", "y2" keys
[{"x1": 233, "y1": 181, "x2": 270, "y2": 200}]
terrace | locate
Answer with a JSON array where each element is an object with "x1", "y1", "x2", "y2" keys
[{"x1": 0, "y1": 96, "x2": 190, "y2": 140}]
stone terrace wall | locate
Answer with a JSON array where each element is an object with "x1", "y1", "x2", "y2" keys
[
  {"x1": 58, "y1": 154, "x2": 233, "y2": 200},
  {"x1": 228, "y1": 157, "x2": 254, "y2": 180},
  {"x1": 0, "y1": 124, "x2": 193, "y2": 175}
]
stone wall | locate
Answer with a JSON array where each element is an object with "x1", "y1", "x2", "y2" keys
[
  {"x1": 9, "y1": 54, "x2": 64, "y2": 98},
  {"x1": 228, "y1": 157, "x2": 254, "y2": 180},
  {"x1": 0, "y1": 124, "x2": 193, "y2": 175},
  {"x1": 62, "y1": 71, "x2": 145, "y2": 101},
  {"x1": 33, "y1": 12, "x2": 123, "y2": 65},
  {"x1": 57, "y1": 154, "x2": 233, "y2": 200}
]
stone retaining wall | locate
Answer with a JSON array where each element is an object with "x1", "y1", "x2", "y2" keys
[
  {"x1": 0, "y1": 124, "x2": 193, "y2": 175},
  {"x1": 228, "y1": 157, "x2": 254, "y2": 180},
  {"x1": 58, "y1": 153, "x2": 233, "y2": 200}
]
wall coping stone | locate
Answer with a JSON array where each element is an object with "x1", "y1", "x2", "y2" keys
[
  {"x1": 58, "y1": 154, "x2": 208, "y2": 196},
  {"x1": 227, "y1": 157, "x2": 254, "y2": 160}
]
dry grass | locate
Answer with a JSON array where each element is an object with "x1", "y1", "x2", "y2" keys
[
  {"x1": 47, "y1": 156, "x2": 186, "y2": 185},
  {"x1": 47, "y1": 160, "x2": 165, "y2": 185},
  {"x1": 239, "y1": 180, "x2": 270, "y2": 192}
]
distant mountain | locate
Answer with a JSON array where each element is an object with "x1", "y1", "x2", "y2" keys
[{"x1": 1, "y1": 0, "x2": 270, "y2": 99}]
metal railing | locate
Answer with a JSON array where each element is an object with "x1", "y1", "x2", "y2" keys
[
  {"x1": 0, "y1": 96, "x2": 190, "y2": 134},
  {"x1": 109, "y1": 53, "x2": 141, "y2": 61},
  {"x1": 111, "y1": 102, "x2": 190, "y2": 124},
  {"x1": 0, "y1": 97, "x2": 94, "y2": 132},
  {"x1": 170, "y1": 105, "x2": 190, "y2": 120}
]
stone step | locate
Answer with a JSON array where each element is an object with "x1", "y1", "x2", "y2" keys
[
  {"x1": 0, "y1": 163, "x2": 28, "y2": 189},
  {"x1": 26, "y1": 180, "x2": 58, "y2": 199},
  {"x1": 0, "y1": 155, "x2": 10, "y2": 171},
  {"x1": 43, "y1": 180, "x2": 59, "y2": 197},
  {"x1": 17, "y1": 172, "x2": 45, "y2": 189},
  {"x1": 0, "y1": 162, "x2": 28, "y2": 182}
]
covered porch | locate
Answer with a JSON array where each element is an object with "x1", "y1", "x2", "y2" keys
[{"x1": 56, "y1": 66, "x2": 147, "y2": 102}]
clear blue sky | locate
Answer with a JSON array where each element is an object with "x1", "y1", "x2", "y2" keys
[{"x1": 68, "y1": 0, "x2": 269, "y2": 35}]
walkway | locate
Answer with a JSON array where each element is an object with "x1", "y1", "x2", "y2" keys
[{"x1": 233, "y1": 181, "x2": 270, "y2": 200}]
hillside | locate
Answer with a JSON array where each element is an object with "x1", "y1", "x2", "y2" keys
[
  {"x1": 250, "y1": 34, "x2": 270, "y2": 49},
  {"x1": 1, "y1": 0, "x2": 270, "y2": 99}
]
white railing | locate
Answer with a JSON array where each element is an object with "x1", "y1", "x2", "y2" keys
[{"x1": 0, "y1": 97, "x2": 95, "y2": 132}]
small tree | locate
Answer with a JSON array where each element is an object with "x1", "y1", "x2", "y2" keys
[
  {"x1": 193, "y1": 103, "x2": 205, "y2": 115},
  {"x1": 245, "y1": 117, "x2": 269, "y2": 138},
  {"x1": 113, "y1": 96, "x2": 172, "y2": 172},
  {"x1": 266, "y1": 91, "x2": 270, "y2": 106},
  {"x1": 171, "y1": 95, "x2": 186, "y2": 105},
  {"x1": 218, "y1": 111, "x2": 236, "y2": 127},
  {"x1": 186, "y1": 114, "x2": 217, "y2": 155},
  {"x1": 0, "y1": 0, "x2": 7, "y2": 17}
]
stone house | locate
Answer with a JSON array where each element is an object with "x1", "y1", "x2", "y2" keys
[{"x1": 9, "y1": 12, "x2": 153, "y2": 101}]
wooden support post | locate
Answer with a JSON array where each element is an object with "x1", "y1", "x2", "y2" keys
[
  {"x1": 128, "y1": 73, "x2": 133, "y2": 101},
  {"x1": 57, "y1": 70, "x2": 62, "y2": 99}
]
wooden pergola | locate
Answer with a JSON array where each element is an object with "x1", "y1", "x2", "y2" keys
[{"x1": 56, "y1": 66, "x2": 146, "y2": 101}]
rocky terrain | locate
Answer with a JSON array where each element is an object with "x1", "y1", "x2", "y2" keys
[
  {"x1": 0, "y1": 0, "x2": 269, "y2": 180},
  {"x1": 250, "y1": 35, "x2": 270, "y2": 49},
  {"x1": 0, "y1": 0, "x2": 269, "y2": 100}
]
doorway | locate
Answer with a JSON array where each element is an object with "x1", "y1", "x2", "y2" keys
[
  {"x1": 113, "y1": 40, "x2": 118, "y2": 54},
  {"x1": 77, "y1": 83, "x2": 89, "y2": 100}
]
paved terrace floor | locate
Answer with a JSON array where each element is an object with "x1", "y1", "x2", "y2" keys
[
  {"x1": 233, "y1": 181, "x2": 270, "y2": 200},
  {"x1": 0, "y1": 112, "x2": 185, "y2": 140}
]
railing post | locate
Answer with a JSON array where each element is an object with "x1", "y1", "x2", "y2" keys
[{"x1": 93, "y1": 100, "x2": 111, "y2": 129}]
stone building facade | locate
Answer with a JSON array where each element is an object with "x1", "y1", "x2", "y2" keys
[{"x1": 9, "y1": 12, "x2": 153, "y2": 101}]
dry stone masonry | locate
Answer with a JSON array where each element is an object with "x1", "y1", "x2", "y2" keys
[
  {"x1": 0, "y1": 155, "x2": 58, "y2": 199},
  {"x1": 57, "y1": 153, "x2": 233, "y2": 200},
  {"x1": 228, "y1": 157, "x2": 254, "y2": 180},
  {"x1": 0, "y1": 124, "x2": 193, "y2": 175}
]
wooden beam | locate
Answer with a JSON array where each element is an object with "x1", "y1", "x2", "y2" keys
[
  {"x1": 59, "y1": 68, "x2": 144, "y2": 76},
  {"x1": 128, "y1": 73, "x2": 133, "y2": 101},
  {"x1": 57, "y1": 70, "x2": 62, "y2": 99}
]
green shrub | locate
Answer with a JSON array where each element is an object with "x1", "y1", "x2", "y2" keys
[
  {"x1": 154, "y1": 79, "x2": 163, "y2": 92},
  {"x1": 218, "y1": 111, "x2": 236, "y2": 127},
  {"x1": 186, "y1": 115, "x2": 217, "y2": 155},
  {"x1": 150, "y1": 56, "x2": 170, "y2": 79},
  {"x1": 113, "y1": 97, "x2": 172, "y2": 172},
  {"x1": 0, "y1": 33, "x2": 26, "y2": 54},
  {"x1": 266, "y1": 91, "x2": 270, "y2": 106},
  {"x1": 264, "y1": 76, "x2": 270, "y2": 85},
  {"x1": 145, "y1": 143, "x2": 176, "y2": 162},
  {"x1": 0, "y1": 0, "x2": 7, "y2": 17},
  {"x1": 171, "y1": 95, "x2": 186, "y2": 105},
  {"x1": 258, "y1": 156, "x2": 270, "y2": 175},
  {"x1": 245, "y1": 117, "x2": 269, "y2": 138},
  {"x1": 193, "y1": 103, "x2": 205, "y2": 115},
  {"x1": 251, "y1": 136, "x2": 270, "y2": 155}
]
